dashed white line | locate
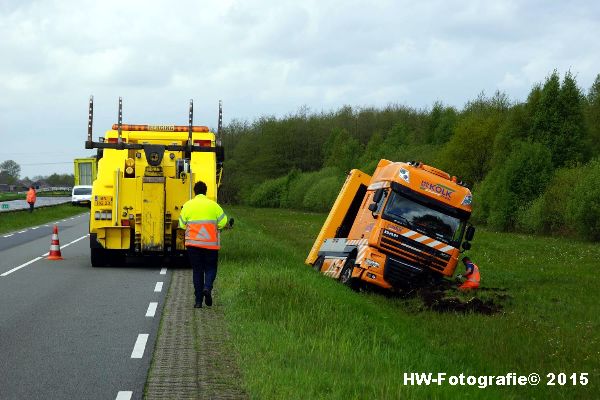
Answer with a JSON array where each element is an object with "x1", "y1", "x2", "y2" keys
[
  {"x1": 18, "y1": 230, "x2": 27, "y2": 234},
  {"x1": 61, "y1": 235, "x2": 88, "y2": 249},
  {"x1": 160, "y1": 267, "x2": 167, "y2": 275},
  {"x1": 31, "y1": 226, "x2": 39, "y2": 230},
  {"x1": 131, "y1": 334, "x2": 149, "y2": 358},
  {"x1": 154, "y1": 282, "x2": 163, "y2": 292},
  {"x1": 146, "y1": 302, "x2": 158, "y2": 317},
  {"x1": 115, "y1": 391, "x2": 133, "y2": 400},
  {"x1": 2, "y1": 234, "x2": 13, "y2": 238},
  {"x1": 42, "y1": 252, "x2": 49, "y2": 256},
  {"x1": 44, "y1": 224, "x2": 49, "y2": 227},
  {"x1": 1, "y1": 257, "x2": 42, "y2": 277}
]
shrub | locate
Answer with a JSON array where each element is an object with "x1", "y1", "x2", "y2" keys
[
  {"x1": 568, "y1": 158, "x2": 600, "y2": 240},
  {"x1": 247, "y1": 176, "x2": 288, "y2": 208},
  {"x1": 302, "y1": 176, "x2": 345, "y2": 212},
  {"x1": 478, "y1": 141, "x2": 553, "y2": 230}
]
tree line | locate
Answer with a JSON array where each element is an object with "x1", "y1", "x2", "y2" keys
[{"x1": 220, "y1": 71, "x2": 600, "y2": 241}]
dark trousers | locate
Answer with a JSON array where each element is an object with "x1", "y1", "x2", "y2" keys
[
  {"x1": 28, "y1": 202, "x2": 34, "y2": 212},
  {"x1": 187, "y1": 247, "x2": 218, "y2": 301}
]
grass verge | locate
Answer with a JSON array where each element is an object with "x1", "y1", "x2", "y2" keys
[
  {"x1": 217, "y1": 206, "x2": 599, "y2": 399},
  {"x1": 0, "y1": 190, "x2": 70, "y2": 201},
  {"x1": 0, "y1": 204, "x2": 87, "y2": 235}
]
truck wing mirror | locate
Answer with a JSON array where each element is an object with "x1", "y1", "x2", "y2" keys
[
  {"x1": 372, "y1": 188, "x2": 383, "y2": 203},
  {"x1": 368, "y1": 203, "x2": 377, "y2": 212},
  {"x1": 462, "y1": 241, "x2": 471, "y2": 251},
  {"x1": 465, "y1": 225, "x2": 475, "y2": 241}
]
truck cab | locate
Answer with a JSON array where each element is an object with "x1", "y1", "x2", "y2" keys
[{"x1": 306, "y1": 159, "x2": 475, "y2": 290}]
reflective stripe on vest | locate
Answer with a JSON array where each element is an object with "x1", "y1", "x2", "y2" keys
[
  {"x1": 185, "y1": 220, "x2": 220, "y2": 250},
  {"x1": 465, "y1": 263, "x2": 480, "y2": 284}
]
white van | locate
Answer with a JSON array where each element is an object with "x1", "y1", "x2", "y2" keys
[{"x1": 72, "y1": 185, "x2": 93, "y2": 206}]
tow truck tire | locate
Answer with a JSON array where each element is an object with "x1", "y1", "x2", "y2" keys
[
  {"x1": 90, "y1": 247, "x2": 106, "y2": 268},
  {"x1": 313, "y1": 256, "x2": 324, "y2": 272},
  {"x1": 339, "y1": 257, "x2": 359, "y2": 291}
]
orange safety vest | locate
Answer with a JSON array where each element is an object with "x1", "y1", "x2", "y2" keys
[
  {"x1": 185, "y1": 220, "x2": 220, "y2": 250},
  {"x1": 26, "y1": 188, "x2": 36, "y2": 204},
  {"x1": 459, "y1": 262, "x2": 480, "y2": 290},
  {"x1": 179, "y1": 194, "x2": 228, "y2": 250}
]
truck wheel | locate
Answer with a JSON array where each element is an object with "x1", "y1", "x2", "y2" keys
[
  {"x1": 91, "y1": 248, "x2": 106, "y2": 268},
  {"x1": 339, "y1": 257, "x2": 359, "y2": 290},
  {"x1": 313, "y1": 256, "x2": 324, "y2": 272}
]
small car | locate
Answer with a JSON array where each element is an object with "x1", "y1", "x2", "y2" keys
[{"x1": 72, "y1": 185, "x2": 93, "y2": 206}]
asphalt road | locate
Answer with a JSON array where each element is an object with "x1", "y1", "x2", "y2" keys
[{"x1": 0, "y1": 213, "x2": 171, "y2": 400}]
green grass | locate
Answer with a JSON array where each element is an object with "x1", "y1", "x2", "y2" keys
[
  {"x1": 0, "y1": 203, "x2": 87, "y2": 234},
  {"x1": 217, "y1": 206, "x2": 599, "y2": 399}
]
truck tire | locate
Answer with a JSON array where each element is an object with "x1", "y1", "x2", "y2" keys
[
  {"x1": 90, "y1": 247, "x2": 106, "y2": 268},
  {"x1": 313, "y1": 256, "x2": 324, "y2": 272},
  {"x1": 339, "y1": 257, "x2": 359, "y2": 291}
]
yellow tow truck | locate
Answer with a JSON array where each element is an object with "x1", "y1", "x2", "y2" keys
[{"x1": 85, "y1": 97, "x2": 224, "y2": 267}]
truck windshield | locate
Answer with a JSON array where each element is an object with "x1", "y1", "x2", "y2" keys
[
  {"x1": 74, "y1": 187, "x2": 92, "y2": 195},
  {"x1": 383, "y1": 191, "x2": 463, "y2": 244}
]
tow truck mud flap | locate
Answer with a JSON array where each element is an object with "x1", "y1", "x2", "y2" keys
[
  {"x1": 142, "y1": 178, "x2": 165, "y2": 251},
  {"x1": 97, "y1": 227, "x2": 130, "y2": 249}
]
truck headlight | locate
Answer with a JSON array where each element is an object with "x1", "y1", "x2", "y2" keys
[
  {"x1": 399, "y1": 168, "x2": 410, "y2": 183},
  {"x1": 461, "y1": 194, "x2": 472, "y2": 206},
  {"x1": 365, "y1": 258, "x2": 380, "y2": 268}
]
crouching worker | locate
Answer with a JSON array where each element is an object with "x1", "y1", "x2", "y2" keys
[
  {"x1": 179, "y1": 181, "x2": 231, "y2": 309},
  {"x1": 457, "y1": 256, "x2": 480, "y2": 291}
]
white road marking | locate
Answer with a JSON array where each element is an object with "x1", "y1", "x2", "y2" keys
[
  {"x1": 1, "y1": 257, "x2": 42, "y2": 277},
  {"x1": 44, "y1": 224, "x2": 49, "y2": 227},
  {"x1": 2, "y1": 234, "x2": 13, "y2": 238},
  {"x1": 18, "y1": 230, "x2": 27, "y2": 234},
  {"x1": 115, "y1": 391, "x2": 133, "y2": 400},
  {"x1": 160, "y1": 267, "x2": 167, "y2": 275},
  {"x1": 61, "y1": 235, "x2": 88, "y2": 249},
  {"x1": 154, "y1": 282, "x2": 163, "y2": 292},
  {"x1": 42, "y1": 252, "x2": 49, "y2": 256},
  {"x1": 31, "y1": 226, "x2": 39, "y2": 230},
  {"x1": 131, "y1": 334, "x2": 149, "y2": 358},
  {"x1": 146, "y1": 302, "x2": 158, "y2": 317}
]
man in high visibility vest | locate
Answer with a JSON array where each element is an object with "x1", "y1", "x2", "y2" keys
[
  {"x1": 179, "y1": 181, "x2": 229, "y2": 308},
  {"x1": 457, "y1": 256, "x2": 480, "y2": 291},
  {"x1": 26, "y1": 186, "x2": 37, "y2": 213}
]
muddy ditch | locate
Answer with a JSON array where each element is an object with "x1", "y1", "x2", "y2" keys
[{"x1": 393, "y1": 281, "x2": 511, "y2": 315}]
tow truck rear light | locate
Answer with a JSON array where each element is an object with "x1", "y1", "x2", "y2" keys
[
  {"x1": 121, "y1": 219, "x2": 130, "y2": 226},
  {"x1": 107, "y1": 138, "x2": 127, "y2": 143},
  {"x1": 111, "y1": 124, "x2": 209, "y2": 132},
  {"x1": 193, "y1": 140, "x2": 212, "y2": 147},
  {"x1": 94, "y1": 211, "x2": 112, "y2": 220}
]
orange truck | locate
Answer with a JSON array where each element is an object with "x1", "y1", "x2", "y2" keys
[{"x1": 306, "y1": 159, "x2": 476, "y2": 290}]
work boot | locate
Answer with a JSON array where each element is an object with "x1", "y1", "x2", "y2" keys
[
  {"x1": 203, "y1": 289, "x2": 213, "y2": 307},
  {"x1": 194, "y1": 295, "x2": 203, "y2": 308}
]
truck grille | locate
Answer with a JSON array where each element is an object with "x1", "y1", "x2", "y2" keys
[
  {"x1": 380, "y1": 229, "x2": 450, "y2": 272},
  {"x1": 383, "y1": 255, "x2": 426, "y2": 286}
]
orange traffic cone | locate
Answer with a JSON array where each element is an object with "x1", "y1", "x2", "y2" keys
[{"x1": 47, "y1": 225, "x2": 63, "y2": 260}]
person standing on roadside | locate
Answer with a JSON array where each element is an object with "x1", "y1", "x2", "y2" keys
[
  {"x1": 179, "y1": 181, "x2": 231, "y2": 308},
  {"x1": 26, "y1": 186, "x2": 36, "y2": 213}
]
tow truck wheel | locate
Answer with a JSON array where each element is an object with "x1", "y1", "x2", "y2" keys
[
  {"x1": 313, "y1": 256, "x2": 324, "y2": 272},
  {"x1": 339, "y1": 257, "x2": 359, "y2": 291},
  {"x1": 90, "y1": 247, "x2": 106, "y2": 268}
]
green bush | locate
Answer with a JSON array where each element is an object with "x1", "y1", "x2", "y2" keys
[
  {"x1": 302, "y1": 176, "x2": 344, "y2": 212},
  {"x1": 247, "y1": 176, "x2": 288, "y2": 208},
  {"x1": 515, "y1": 196, "x2": 545, "y2": 233},
  {"x1": 569, "y1": 158, "x2": 600, "y2": 240},
  {"x1": 478, "y1": 141, "x2": 553, "y2": 230}
]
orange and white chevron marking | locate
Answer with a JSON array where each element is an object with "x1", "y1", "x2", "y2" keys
[{"x1": 400, "y1": 229, "x2": 455, "y2": 253}]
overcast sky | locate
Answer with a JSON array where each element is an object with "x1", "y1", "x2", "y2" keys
[{"x1": 1, "y1": 0, "x2": 599, "y2": 178}]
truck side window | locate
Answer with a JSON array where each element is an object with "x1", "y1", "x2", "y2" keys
[{"x1": 373, "y1": 190, "x2": 388, "y2": 215}]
